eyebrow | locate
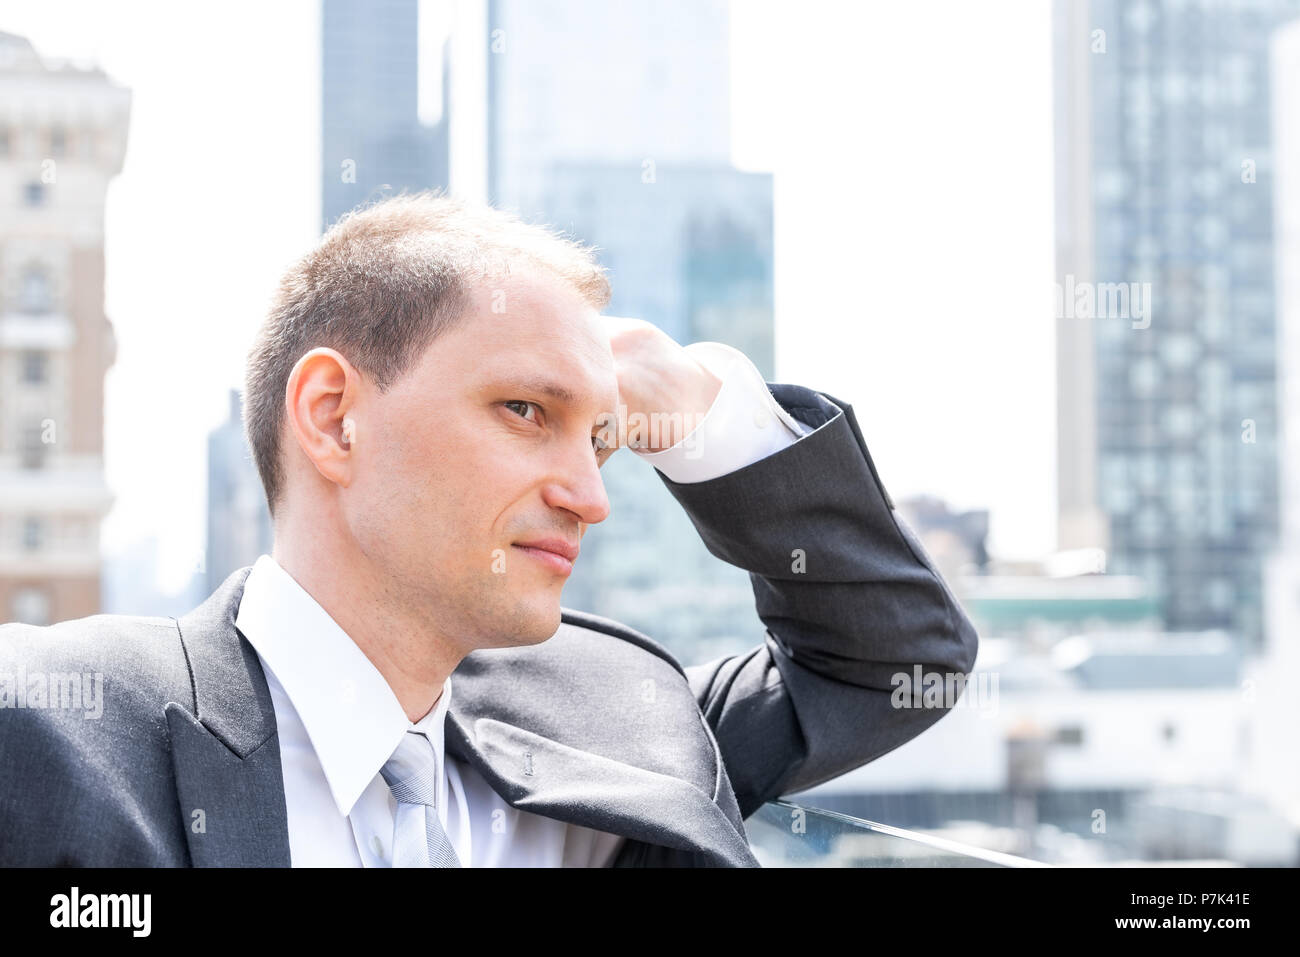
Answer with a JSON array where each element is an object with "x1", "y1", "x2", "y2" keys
[{"x1": 498, "y1": 375, "x2": 581, "y2": 405}]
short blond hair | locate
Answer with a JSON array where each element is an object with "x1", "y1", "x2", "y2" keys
[{"x1": 243, "y1": 189, "x2": 611, "y2": 517}]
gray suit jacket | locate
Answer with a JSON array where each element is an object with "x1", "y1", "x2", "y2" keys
[{"x1": 0, "y1": 384, "x2": 977, "y2": 867}]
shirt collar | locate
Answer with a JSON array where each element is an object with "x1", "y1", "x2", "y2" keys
[{"x1": 234, "y1": 554, "x2": 452, "y2": 817}]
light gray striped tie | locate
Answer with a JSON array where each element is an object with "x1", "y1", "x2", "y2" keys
[{"x1": 380, "y1": 730, "x2": 462, "y2": 867}]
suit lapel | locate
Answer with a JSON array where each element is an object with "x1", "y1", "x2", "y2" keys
[
  {"x1": 167, "y1": 567, "x2": 291, "y2": 867},
  {"x1": 444, "y1": 707, "x2": 759, "y2": 866},
  {"x1": 163, "y1": 566, "x2": 757, "y2": 867}
]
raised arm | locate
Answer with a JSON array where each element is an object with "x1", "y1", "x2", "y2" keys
[{"x1": 654, "y1": 384, "x2": 979, "y2": 820}]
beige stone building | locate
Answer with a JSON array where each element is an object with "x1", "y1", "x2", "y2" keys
[{"x1": 0, "y1": 32, "x2": 129, "y2": 625}]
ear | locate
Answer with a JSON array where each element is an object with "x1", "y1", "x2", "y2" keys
[{"x1": 285, "y1": 347, "x2": 361, "y2": 491}]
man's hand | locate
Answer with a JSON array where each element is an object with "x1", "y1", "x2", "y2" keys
[{"x1": 602, "y1": 317, "x2": 723, "y2": 454}]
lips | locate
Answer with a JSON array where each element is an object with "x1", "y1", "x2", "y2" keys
[
  {"x1": 512, "y1": 537, "x2": 580, "y2": 562},
  {"x1": 511, "y1": 537, "x2": 580, "y2": 576}
]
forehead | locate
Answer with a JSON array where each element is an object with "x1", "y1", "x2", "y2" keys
[{"x1": 437, "y1": 269, "x2": 619, "y2": 409}]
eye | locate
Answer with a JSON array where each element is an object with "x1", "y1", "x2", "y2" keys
[
  {"x1": 503, "y1": 400, "x2": 540, "y2": 423},
  {"x1": 505, "y1": 400, "x2": 614, "y2": 462}
]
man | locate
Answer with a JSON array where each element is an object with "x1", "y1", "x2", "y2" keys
[{"x1": 0, "y1": 191, "x2": 978, "y2": 867}]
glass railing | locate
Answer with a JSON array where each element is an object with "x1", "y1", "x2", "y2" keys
[{"x1": 747, "y1": 800, "x2": 1051, "y2": 867}]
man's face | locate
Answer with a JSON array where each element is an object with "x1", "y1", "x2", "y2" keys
[{"x1": 342, "y1": 268, "x2": 621, "y2": 652}]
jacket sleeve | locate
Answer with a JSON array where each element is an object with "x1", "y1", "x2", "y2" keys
[{"x1": 653, "y1": 383, "x2": 979, "y2": 821}]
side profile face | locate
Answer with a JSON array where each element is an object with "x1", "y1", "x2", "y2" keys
[{"x1": 337, "y1": 266, "x2": 621, "y2": 652}]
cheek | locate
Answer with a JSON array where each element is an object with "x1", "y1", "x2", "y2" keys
[
  {"x1": 351, "y1": 419, "x2": 438, "y2": 521},
  {"x1": 372, "y1": 413, "x2": 449, "y2": 488},
  {"x1": 366, "y1": 415, "x2": 538, "y2": 542},
  {"x1": 387, "y1": 428, "x2": 489, "y2": 527}
]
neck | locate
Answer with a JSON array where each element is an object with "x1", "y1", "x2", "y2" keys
[{"x1": 271, "y1": 519, "x2": 465, "y2": 724}]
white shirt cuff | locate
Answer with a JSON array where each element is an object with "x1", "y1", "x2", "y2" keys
[{"x1": 633, "y1": 341, "x2": 814, "y2": 484}]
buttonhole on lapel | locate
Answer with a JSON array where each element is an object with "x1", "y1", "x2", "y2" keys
[{"x1": 522, "y1": 750, "x2": 534, "y2": 776}]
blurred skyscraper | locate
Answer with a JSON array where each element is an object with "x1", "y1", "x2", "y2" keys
[
  {"x1": 321, "y1": 0, "x2": 451, "y2": 232},
  {"x1": 485, "y1": 0, "x2": 731, "y2": 217},
  {"x1": 0, "y1": 32, "x2": 128, "y2": 625},
  {"x1": 206, "y1": 388, "x2": 271, "y2": 594},
  {"x1": 483, "y1": 0, "x2": 774, "y2": 659},
  {"x1": 1252, "y1": 15, "x2": 1300, "y2": 840},
  {"x1": 204, "y1": 0, "x2": 452, "y2": 590},
  {"x1": 1053, "y1": 0, "x2": 1300, "y2": 648}
]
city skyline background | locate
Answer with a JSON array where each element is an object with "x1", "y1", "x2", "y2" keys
[{"x1": 0, "y1": 0, "x2": 1056, "y2": 599}]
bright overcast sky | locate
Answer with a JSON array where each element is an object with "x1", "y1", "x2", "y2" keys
[{"x1": 0, "y1": 0, "x2": 1055, "y2": 593}]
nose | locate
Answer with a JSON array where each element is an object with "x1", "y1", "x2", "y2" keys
[{"x1": 541, "y1": 440, "x2": 611, "y2": 529}]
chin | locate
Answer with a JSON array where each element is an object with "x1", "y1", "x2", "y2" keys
[
  {"x1": 497, "y1": 595, "x2": 562, "y2": 647},
  {"x1": 522, "y1": 604, "x2": 563, "y2": 644}
]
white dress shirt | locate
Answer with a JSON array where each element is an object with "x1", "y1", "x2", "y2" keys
[{"x1": 234, "y1": 341, "x2": 815, "y2": 867}]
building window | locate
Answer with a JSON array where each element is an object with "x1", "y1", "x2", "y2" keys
[
  {"x1": 24, "y1": 182, "x2": 46, "y2": 207},
  {"x1": 20, "y1": 424, "x2": 47, "y2": 469},
  {"x1": 22, "y1": 516, "x2": 44, "y2": 551},
  {"x1": 10, "y1": 587, "x2": 50, "y2": 626},
  {"x1": 21, "y1": 351, "x2": 47, "y2": 384},
  {"x1": 1054, "y1": 726, "x2": 1085, "y2": 747},
  {"x1": 20, "y1": 266, "x2": 53, "y2": 313}
]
